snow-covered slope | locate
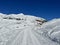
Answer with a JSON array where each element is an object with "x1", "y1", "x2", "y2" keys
[
  {"x1": 41, "y1": 19, "x2": 60, "y2": 44},
  {"x1": 0, "y1": 13, "x2": 60, "y2": 45}
]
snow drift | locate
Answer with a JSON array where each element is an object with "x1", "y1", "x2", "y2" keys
[{"x1": 0, "y1": 13, "x2": 60, "y2": 45}]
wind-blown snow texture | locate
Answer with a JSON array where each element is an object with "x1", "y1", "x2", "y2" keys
[{"x1": 0, "y1": 13, "x2": 60, "y2": 45}]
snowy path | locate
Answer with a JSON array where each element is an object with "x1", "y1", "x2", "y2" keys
[{"x1": 3, "y1": 26, "x2": 59, "y2": 45}]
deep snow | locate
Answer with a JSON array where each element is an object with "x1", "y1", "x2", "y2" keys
[{"x1": 0, "y1": 13, "x2": 60, "y2": 45}]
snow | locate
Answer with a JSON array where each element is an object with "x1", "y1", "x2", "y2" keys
[
  {"x1": 41, "y1": 19, "x2": 60, "y2": 44},
  {"x1": 0, "y1": 13, "x2": 60, "y2": 45}
]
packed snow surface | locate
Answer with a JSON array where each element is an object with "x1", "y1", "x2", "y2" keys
[{"x1": 0, "y1": 13, "x2": 60, "y2": 45}]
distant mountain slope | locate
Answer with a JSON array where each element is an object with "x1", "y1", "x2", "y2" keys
[{"x1": 0, "y1": 13, "x2": 59, "y2": 45}]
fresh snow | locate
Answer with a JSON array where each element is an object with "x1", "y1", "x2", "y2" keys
[{"x1": 0, "y1": 13, "x2": 60, "y2": 45}]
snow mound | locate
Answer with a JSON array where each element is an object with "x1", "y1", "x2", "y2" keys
[
  {"x1": 0, "y1": 13, "x2": 60, "y2": 45},
  {"x1": 41, "y1": 19, "x2": 60, "y2": 44}
]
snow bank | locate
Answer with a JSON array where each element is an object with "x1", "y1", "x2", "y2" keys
[{"x1": 41, "y1": 19, "x2": 60, "y2": 44}]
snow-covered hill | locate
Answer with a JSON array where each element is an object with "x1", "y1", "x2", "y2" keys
[{"x1": 0, "y1": 13, "x2": 60, "y2": 45}]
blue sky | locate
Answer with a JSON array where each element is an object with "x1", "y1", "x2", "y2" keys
[{"x1": 0, "y1": 0, "x2": 60, "y2": 20}]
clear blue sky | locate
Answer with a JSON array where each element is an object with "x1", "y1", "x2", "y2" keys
[{"x1": 0, "y1": 0, "x2": 60, "y2": 20}]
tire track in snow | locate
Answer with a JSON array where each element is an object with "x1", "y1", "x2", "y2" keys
[{"x1": 6, "y1": 28, "x2": 25, "y2": 45}]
